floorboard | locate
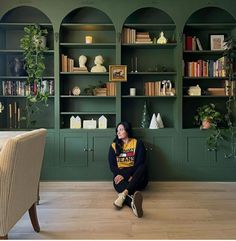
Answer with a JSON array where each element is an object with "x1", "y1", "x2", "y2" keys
[{"x1": 9, "y1": 181, "x2": 236, "y2": 239}]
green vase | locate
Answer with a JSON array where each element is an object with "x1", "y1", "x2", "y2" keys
[{"x1": 141, "y1": 101, "x2": 150, "y2": 128}]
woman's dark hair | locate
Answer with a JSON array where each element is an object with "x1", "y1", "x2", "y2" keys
[{"x1": 113, "y1": 121, "x2": 133, "y2": 156}]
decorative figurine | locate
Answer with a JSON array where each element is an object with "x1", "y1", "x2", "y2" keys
[
  {"x1": 156, "y1": 113, "x2": 164, "y2": 128},
  {"x1": 91, "y1": 55, "x2": 107, "y2": 72},
  {"x1": 157, "y1": 31, "x2": 167, "y2": 44},
  {"x1": 78, "y1": 55, "x2": 88, "y2": 71},
  {"x1": 149, "y1": 113, "x2": 158, "y2": 129},
  {"x1": 0, "y1": 102, "x2": 4, "y2": 113},
  {"x1": 98, "y1": 115, "x2": 107, "y2": 129}
]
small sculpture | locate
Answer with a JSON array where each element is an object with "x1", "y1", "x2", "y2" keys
[
  {"x1": 91, "y1": 55, "x2": 107, "y2": 72},
  {"x1": 98, "y1": 115, "x2": 107, "y2": 129},
  {"x1": 9, "y1": 57, "x2": 25, "y2": 76},
  {"x1": 162, "y1": 80, "x2": 173, "y2": 96},
  {"x1": 70, "y1": 116, "x2": 81, "y2": 129},
  {"x1": 149, "y1": 113, "x2": 158, "y2": 129},
  {"x1": 78, "y1": 55, "x2": 88, "y2": 71},
  {"x1": 157, "y1": 31, "x2": 167, "y2": 44},
  {"x1": 156, "y1": 113, "x2": 164, "y2": 128},
  {"x1": 0, "y1": 102, "x2": 4, "y2": 113}
]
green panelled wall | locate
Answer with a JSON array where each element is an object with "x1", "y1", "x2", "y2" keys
[{"x1": 0, "y1": 0, "x2": 236, "y2": 180}]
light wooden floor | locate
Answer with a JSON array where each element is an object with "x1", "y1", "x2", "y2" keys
[{"x1": 9, "y1": 181, "x2": 236, "y2": 239}]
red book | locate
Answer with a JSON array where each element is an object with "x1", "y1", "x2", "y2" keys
[{"x1": 186, "y1": 36, "x2": 193, "y2": 50}]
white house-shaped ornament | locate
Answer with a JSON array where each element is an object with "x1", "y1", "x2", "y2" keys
[
  {"x1": 98, "y1": 115, "x2": 107, "y2": 129},
  {"x1": 70, "y1": 116, "x2": 76, "y2": 128},
  {"x1": 75, "y1": 116, "x2": 81, "y2": 128}
]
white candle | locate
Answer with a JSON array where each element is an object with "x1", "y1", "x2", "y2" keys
[{"x1": 85, "y1": 36, "x2": 93, "y2": 44}]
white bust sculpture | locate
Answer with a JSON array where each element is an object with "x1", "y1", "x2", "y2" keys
[
  {"x1": 78, "y1": 55, "x2": 88, "y2": 71},
  {"x1": 91, "y1": 55, "x2": 107, "y2": 72}
]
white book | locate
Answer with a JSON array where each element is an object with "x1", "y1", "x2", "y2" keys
[{"x1": 196, "y1": 38, "x2": 203, "y2": 51}]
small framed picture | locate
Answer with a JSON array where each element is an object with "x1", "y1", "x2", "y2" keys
[
  {"x1": 109, "y1": 65, "x2": 127, "y2": 82},
  {"x1": 210, "y1": 34, "x2": 224, "y2": 50}
]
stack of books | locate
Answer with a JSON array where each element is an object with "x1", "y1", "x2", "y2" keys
[{"x1": 136, "y1": 32, "x2": 152, "y2": 44}]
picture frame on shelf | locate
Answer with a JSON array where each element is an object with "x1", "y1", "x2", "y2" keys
[
  {"x1": 109, "y1": 65, "x2": 127, "y2": 82},
  {"x1": 210, "y1": 34, "x2": 224, "y2": 50}
]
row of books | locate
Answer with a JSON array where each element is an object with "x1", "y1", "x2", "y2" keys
[
  {"x1": 184, "y1": 57, "x2": 226, "y2": 77},
  {"x1": 106, "y1": 82, "x2": 116, "y2": 96},
  {"x1": 122, "y1": 28, "x2": 153, "y2": 44},
  {"x1": 205, "y1": 83, "x2": 235, "y2": 96},
  {"x1": 1, "y1": 80, "x2": 54, "y2": 96},
  {"x1": 61, "y1": 54, "x2": 88, "y2": 72},
  {"x1": 8, "y1": 102, "x2": 21, "y2": 129},
  {"x1": 145, "y1": 81, "x2": 162, "y2": 96},
  {"x1": 184, "y1": 35, "x2": 203, "y2": 51}
]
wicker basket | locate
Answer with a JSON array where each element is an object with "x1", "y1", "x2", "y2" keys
[{"x1": 93, "y1": 88, "x2": 107, "y2": 96}]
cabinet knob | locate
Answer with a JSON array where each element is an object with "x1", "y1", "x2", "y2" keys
[
  {"x1": 83, "y1": 148, "x2": 88, "y2": 152},
  {"x1": 149, "y1": 147, "x2": 153, "y2": 151},
  {"x1": 88, "y1": 148, "x2": 94, "y2": 151}
]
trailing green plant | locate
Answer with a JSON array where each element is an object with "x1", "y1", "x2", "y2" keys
[
  {"x1": 223, "y1": 37, "x2": 236, "y2": 158},
  {"x1": 194, "y1": 38, "x2": 236, "y2": 155},
  {"x1": 20, "y1": 24, "x2": 48, "y2": 127}
]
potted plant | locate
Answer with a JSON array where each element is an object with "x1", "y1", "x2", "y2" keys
[
  {"x1": 194, "y1": 103, "x2": 224, "y2": 150},
  {"x1": 194, "y1": 103, "x2": 223, "y2": 129},
  {"x1": 20, "y1": 24, "x2": 48, "y2": 127}
]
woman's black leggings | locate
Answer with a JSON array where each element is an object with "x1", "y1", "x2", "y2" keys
[{"x1": 113, "y1": 164, "x2": 148, "y2": 207}]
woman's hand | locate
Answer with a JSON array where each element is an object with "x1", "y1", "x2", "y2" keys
[{"x1": 114, "y1": 175, "x2": 124, "y2": 184}]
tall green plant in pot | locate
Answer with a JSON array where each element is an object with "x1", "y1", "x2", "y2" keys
[{"x1": 20, "y1": 24, "x2": 48, "y2": 128}]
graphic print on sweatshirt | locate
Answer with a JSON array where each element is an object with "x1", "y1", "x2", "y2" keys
[{"x1": 112, "y1": 138, "x2": 137, "y2": 168}]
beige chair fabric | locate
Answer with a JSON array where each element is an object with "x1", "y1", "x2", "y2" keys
[{"x1": 0, "y1": 128, "x2": 47, "y2": 238}]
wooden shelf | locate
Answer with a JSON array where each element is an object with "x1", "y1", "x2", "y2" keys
[
  {"x1": 0, "y1": 22, "x2": 53, "y2": 30},
  {"x1": 60, "y1": 111, "x2": 116, "y2": 115},
  {"x1": 60, "y1": 72, "x2": 108, "y2": 75},
  {"x1": 183, "y1": 95, "x2": 229, "y2": 98},
  {"x1": 60, "y1": 23, "x2": 114, "y2": 31},
  {"x1": 122, "y1": 43, "x2": 176, "y2": 48},
  {"x1": 123, "y1": 23, "x2": 176, "y2": 30},
  {"x1": 185, "y1": 23, "x2": 236, "y2": 29},
  {"x1": 0, "y1": 49, "x2": 54, "y2": 53},
  {"x1": 0, "y1": 76, "x2": 55, "y2": 79},
  {"x1": 128, "y1": 71, "x2": 176, "y2": 75},
  {"x1": 60, "y1": 95, "x2": 115, "y2": 98},
  {"x1": 60, "y1": 43, "x2": 115, "y2": 49}
]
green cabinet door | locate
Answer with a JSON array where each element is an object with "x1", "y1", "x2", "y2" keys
[
  {"x1": 41, "y1": 130, "x2": 58, "y2": 180},
  {"x1": 59, "y1": 129, "x2": 114, "y2": 180},
  {"x1": 60, "y1": 132, "x2": 88, "y2": 167},
  {"x1": 88, "y1": 131, "x2": 114, "y2": 180},
  {"x1": 148, "y1": 132, "x2": 178, "y2": 180}
]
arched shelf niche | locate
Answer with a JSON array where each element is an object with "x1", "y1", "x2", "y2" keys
[
  {"x1": 121, "y1": 7, "x2": 177, "y2": 129},
  {"x1": 0, "y1": 6, "x2": 55, "y2": 129},
  {"x1": 182, "y1": 7, "x2": 236, "y2": 129},
  {"x1": 184, "y1": 7, "x2": 236, "y2": 50},
  {"x1": 59, "y1": 7, "x2": 116, "y2": 129}
]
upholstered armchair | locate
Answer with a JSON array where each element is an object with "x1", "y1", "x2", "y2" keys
[{"x1": 0, "y1": 129, "x2": 47, "y2": 239}]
